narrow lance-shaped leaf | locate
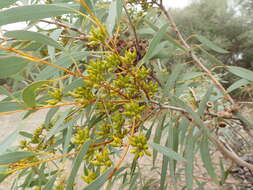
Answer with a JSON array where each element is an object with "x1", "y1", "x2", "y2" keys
[
  {"x1": 198, "y1": 87, "x2": 213, "y2": 117},
  {"x1": 152, "y1": 113, "x2": 166, "y2": 165},
  {"x1": 66, "y1": 140, "x2": 92, "y2": 190},
  {"x1": 43, "y1": 173, "x2": 58, "y2": 190},
  {"x1": 195, "y1": 34, "x2": 229, "y2": 54},
  {"x1": 227, "y1": 79, "x2": 251, "y2": 93},
  {"x1": 144, "y1": 19, "x2": 186, "y2": 51},
  {"x1": 106, "y1": 0, "x2": 117, "y2": 36},
  {"x1": 227, "y1": 66, "x2": 253, "y2": 82},
  {"x1": 0, "y1": 4, "x2": 79, "y2": 26},
  {"x1": 5, "y1": 30, "x2": 63, "y2": 49},
  {"x1": 22, "y1": 80, "x2": 49, "y2": 107},
  {"x1": 172, "y1": 96, "x2": 205, "y2": 128},
  {"x1": 185, "y1": 129, "x2": 194, "y2": 190},
  {"x1": 200, "y1": 135, "x2": 218, "y2": 183},
  {"x1": 0, "y1": 101, "x2": 23, "y2": 113},
  {"x1": 0, "y1": 130, "x2": 18, "y2": 154},
  {"x1": 0, "y1": 56, "x2": 28, "y2": 78},
  {"x1": 140, "y1": 24, "x2": 169, "y2": 65},
  {"x1": 198, "y1": 46, "x2": 225, "y2": 66},
  {"x1": 0, "y1": 0, "x2": 18, "y2": 8},
  {"x1": 148, "y1": 142, "x2": 186, "y2": 162},
  {"x1": 0, "y1": 151, "x2": 37, "y2": 165},
  {"x1": 160, "y1": 136, "x2": 170, "y2": 190},
  {"x1": 163, "y1": 64, "x2": 184, "y2": 97}
]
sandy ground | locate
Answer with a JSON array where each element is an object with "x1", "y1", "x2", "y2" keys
[{"x1": 0, "y1": 102, "x2": 252, "y2": 189}]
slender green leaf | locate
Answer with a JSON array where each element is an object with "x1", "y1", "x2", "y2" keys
[
  {"x1": 43, "y1": 173, "x2": 57, "y2": 190},
  {"x1": 200, "y1": 136, "x2": 217, "y2": 183},
  {"x1": 195, "y1": 35, "x2": 229, "y2": 54},
  {"x1": 149, "y1": 142, "x2": 186, "y2": 162},
  {"x1": 0, "y1": 0, "x2": 18, "y2": 8},
  {"x1": 19, "y1": 131, "x2": 33, "y2": 139},
  {"x1": 234, "y1": 112, "x2": 253, "y2": 130},
  {"x1": 22, "y1": 80, "x2": 48, "y2": 107},
  {"x1": 37, "y1": 51, "x2": 89, "y2": 80},
  {"x1": 0, "y1": 4, "x2": 78, "y2": 26},
  {"x1": 106, "y1": 0, "x2": 117, "y2": 35},
  {"x1": 0, "y1": 130, "x2": 18, "y2": 154},
  {"x1": 5, "y1": 30, "x2": 63, "y2": 49},
  {"x1": 172, "y1": 97, "x2": 205, "y2": 128},
  {"x1": 0, "y1": 172, "x2": 10, "y2": 183},
  {"x1": 63, "y1": 78, "x2": 84, "y2": 93},
  {"x1": 198, "y1": 87, "x2": 213, "y2": 117},
  {"x1": 144, "y1": 19, "x2": 186, "y2": 51},
  {"x1": 48, "y1": 113, "x2": 81, "y2": 139},
  {"x1": 227, "y1": 79, "x2": 251, "y2": 92},
  {"x1": 141, "y1": 24, "x2": 169, "y2": 64},
  {"x1": 152, "y1": 113, "x2": 166, "y2": 164},
  {"x1": 0, "y1": 101, "x2": 23, "y2": 113},
  {"x1": 63, "y1": 124, "x2": 73, "y2": 154},
  {"x1": 160, "y1": 136, "x2": 170, "y2": 190},
  {"x1": 198, "y1": 46, "x2": 225, "y2": 66},
  {"x1": 116, "y1": 0, "x2": 123, "y2": 23},
  {"x1": 227, "y1": 66, "x2": 253, "y2": 82},
  {"x1": 0, "y1": 56, "x2": 28, "y2": 78},
  {"x1": 163, "y1": 64, "x2": 184, "y2": 97},
  {"x1": 0, "y1": 151, "x2": 37, "y2": 165},
  {"x1": 66, "y1": 140, "x2": 92, "y2": 190},
  {"x1": 179, "y1": 72, "x2": 204, "y2": 81},
  {"x1": 185, "y1": 130, "x2": 194, "y2": 190}
]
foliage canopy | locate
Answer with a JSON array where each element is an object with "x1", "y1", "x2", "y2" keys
[{"x1": 0, "y1": 0, "x2": 253, "y2": 189}]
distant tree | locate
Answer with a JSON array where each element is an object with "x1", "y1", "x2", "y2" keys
[
  {"x1": 172, "y1": 0, "x2": 253, "y2": 69},
  {"x1": 0, "y1": 0, "x2": 253, "y2": 189}
]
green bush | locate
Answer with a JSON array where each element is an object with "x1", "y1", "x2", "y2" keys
[{"x1": 0, "y1": 0, "x2": 253, "y2": 189}]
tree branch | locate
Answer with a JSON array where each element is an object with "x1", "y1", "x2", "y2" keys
[
  {"x1": 40, "y1": 19, "x2": 87, "y2": 40},
  {"x1": 122, "y1": 3, "x2": 141, "y2": 54},
  {"x1": 157, "y1": 3, "x2": 235, "y2": 105}
]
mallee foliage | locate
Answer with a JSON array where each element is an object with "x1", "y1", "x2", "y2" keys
[{"x1": 0, "y1": 0, "x2": 253, "y2": 189}]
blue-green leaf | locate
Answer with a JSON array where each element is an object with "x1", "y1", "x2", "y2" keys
[
  {"x1": 227, "y1": 66, "x2": 253, "y2": 82},
  {"x1": 5, "y1": 30, "x2": 63, "y2": 49},
  {"x1": 195, "y1": 35, "x2": 229, "y2": 54},
  {"x1": 0, "y1": 56, "x2": 28, "y2": 78},
  {"x1": 141, "y1": 24, "x2": 169, "y2": 64},
  {"x1": 37, "y1": 51, "x2": 89, "y2": 80},
  {"x1": 0, "y1": 130, "x2": 18, "y2": 154},
  {"x1": 227, "y1": 79, "x2": 250, "y2": 92},
  {"x1": 106, "y1": 0, "x2": 117, "y2": 35},
  {"x1": 22, "y1": 80, "x2": 48, "y2": 107},
  {"x1": 66, "y1": 140, "x2": 92, "y2": 190},
  {"x1": 200, "y1": 135, "x2": 217, "y2": 183},
  {"x1": 0, "y1": 0, "x2": 18, "y2": 8},
  {"x1": 0, "y1": 151, "x2": 37, "y2": 165},
  {"x1": 0, "y1": 4, "x2": 78, "y2": 26},
  {"x1": 43, "y1": 173, "x2": 58, "y2": 190},
  {"x1": 149, "y1": 142, "x2": 186, "y2": 162},
  {"x1": 172, "y1": 97, "x2": 205, "y2": 128},
  {"x1": 0, "y1": 101, "x2": 23, "y2": 113}
]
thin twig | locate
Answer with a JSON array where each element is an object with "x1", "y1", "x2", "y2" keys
[
  {"x1": 211, "y1": 137, "x2": 253, "y2": 172},
  {"x1": 40, "y1": 19, "x2": 87, "y2": 38},
  {"x1": 0, "y1": 45, "x2": 87, "y2": 79},
  {"x1": 123, "y1": 3, "x2": 141, "y2": 53},
  {"x1": 59, "y1": 35, "x2": 87, "y2": 41},
  {"x1": 157, "y1": 3, "x2": 235, "y2": 105}
]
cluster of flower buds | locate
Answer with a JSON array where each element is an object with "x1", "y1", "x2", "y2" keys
[
  {"x1": 46, "y1": 88, "x2": 63, "y2": 105},
  {"x1": 130, "y1": 133, "x2": 152, "y2": 160}
]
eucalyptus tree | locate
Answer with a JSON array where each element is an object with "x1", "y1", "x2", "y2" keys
[{"x1": 0, "y1": 0, "x2": 253, "y2": 189}]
